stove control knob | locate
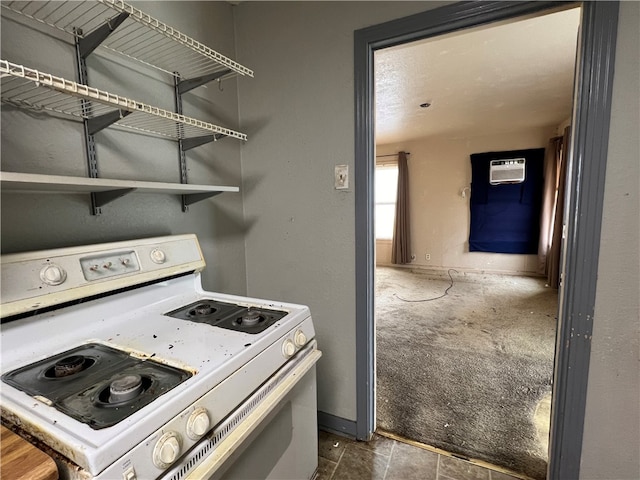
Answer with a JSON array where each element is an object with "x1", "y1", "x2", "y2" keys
[
  {"x1": 282, "y1": 339, "x2": 296, "y2": 358},
  {"x1": 152, "y1": 432, "x2": 181, "y2": 469},
  {"x1": 150, "y1": 248, "x2": 166, "y2": 264},
  {"x1": 40, "y1": 264, "x2": 67, "y2": 286},
  {"x1": 186, "y1": 408, "x2": 210, "y2": 440},
  {"x1": 294, "y1": 330, "x2": 307, "y2": 347}
]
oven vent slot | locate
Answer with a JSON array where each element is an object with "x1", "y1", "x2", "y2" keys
[
  {"x1": 212, "y1": 388, "x2": 270, "y2": 445},
  {"x1": 162, "y1": 355, "x2": 302, "y2": 480}
]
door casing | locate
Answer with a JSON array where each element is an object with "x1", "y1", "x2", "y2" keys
[{"x1": 354, "y1": 2, "x2": 619, "y2": 479}]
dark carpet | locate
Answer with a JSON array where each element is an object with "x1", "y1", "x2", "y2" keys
[{"x1": 376, "y1": 267, "x2": 557, "y2": 480}]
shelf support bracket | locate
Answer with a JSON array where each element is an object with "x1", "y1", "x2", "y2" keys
[
  {"x1": 93, "y1": 188, "x2": 136, "y2": 208},
  {"x1": 181, "y1": 134, "x2": 227, "y2": 151},
  {"x1": 177, "y1": 70, "x2": 232, "y2": 94},
  {"x1": 174, "y1": 72, "x2": 189, "y2": 212},
  {"x1": 183, "y1": 191, "x2": 223, "y2": 206},
  {"x1": 78, "y1": 12, "x2": 130, "y2": 58},
  {"x1": 87, "y1": 110, "x2": 131, "y2": 135},
  {"x1": 174, "y1": 68, "x2": 231, "y2": 211},
  {"x1": 75, "y1": 27, "x2": 102, "y2": 216}
]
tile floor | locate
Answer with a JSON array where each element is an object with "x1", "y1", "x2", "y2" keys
[{"x1": 317, "y1": 430, "x2": 522, "y2": 480}]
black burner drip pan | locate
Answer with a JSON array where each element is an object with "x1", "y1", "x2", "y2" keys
[
  {"x1": 165, "y1": 300, "x2": 244, "y2": 325},
  {"x1": 166, "y1": 300, "x2": 288, "y2": 334},
  {"x1": 216, "y1": 307, "x2": 288, "y2": 334},
  {"x1": 1, "y1": 343, "x2": 191, "y2": 429}
]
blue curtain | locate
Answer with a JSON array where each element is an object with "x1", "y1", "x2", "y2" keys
[{"x1": 469, "y1": 149, "x2": 544, "y2": 254}]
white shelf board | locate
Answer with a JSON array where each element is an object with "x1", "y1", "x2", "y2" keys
[{"x1": 0, "y1": 172, "x2": 239, "y2": 195}]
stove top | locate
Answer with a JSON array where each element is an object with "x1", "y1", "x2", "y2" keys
[
  {"x1": 0, "y1": 274, "x2": 314, "y2": 475},
  {"x1": 166, "y1": 300, "x2": 288, "y2": 334},
  {"x1": 2, "y1": 343, "x2": 191, "y2": 429}
]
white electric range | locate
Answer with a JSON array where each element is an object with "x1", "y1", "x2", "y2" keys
[{"x1": 0, "y1": 234, "x2": 321, "y2": 480}]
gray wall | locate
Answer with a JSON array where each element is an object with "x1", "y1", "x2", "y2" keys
[
  {"x1": 580, "y1": 2, "x2": 640, "y2": 478},
  {"x1": 234, "y1": 0, "x2": 640, "y2": 467},
  {"x1": 234, "y1": 1, "x2": 444, "y2": 420},
  {"x1": 1, "y1": 2, "x2": 247, "y2": 294}
]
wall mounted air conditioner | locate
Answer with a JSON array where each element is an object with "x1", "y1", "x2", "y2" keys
[{"x1": 489, "y1": 158, "x2": 526, "y2": 185}]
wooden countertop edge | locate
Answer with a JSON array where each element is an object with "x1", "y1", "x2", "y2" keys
[{"x1": 1, "y1": 425, "x2": 58, "y2": 480}]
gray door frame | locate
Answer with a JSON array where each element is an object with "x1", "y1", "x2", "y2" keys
[{"x1": 354, "y1": 2, "x2": 619, "y2": 479}]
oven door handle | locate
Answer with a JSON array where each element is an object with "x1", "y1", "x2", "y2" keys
[{"x1": 185, "y1": 348, "x2": 322, "y2": 480}]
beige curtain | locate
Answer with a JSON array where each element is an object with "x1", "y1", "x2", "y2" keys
[
  {"x1": 537, "y1": 126, "x2": 571, "y2": 287},
  {"x1": 538, "y1": 136, "x2": 563, "y2": 274},
  {"x1": 391, "y1": 151, "x2": 411, "y2": 264}
]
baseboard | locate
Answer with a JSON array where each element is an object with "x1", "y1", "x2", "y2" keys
[
  {"x1": 317, "y1": 411, "x2": 357, "y2": 438},
  {"x1": 376, "y1": 263, "x2": 545, "y2": 278}
]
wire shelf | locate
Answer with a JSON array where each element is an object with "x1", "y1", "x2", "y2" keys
[
  {"x1": 1, "y1": 0, "x2": 254, "y2": 81},
  {"x1": 0, "y1": 59, "x2": 248, "y2": 141}
]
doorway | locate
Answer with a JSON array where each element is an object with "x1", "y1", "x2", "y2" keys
[
  {"x1": 354, "y1": 2, "x2": 620, "y2": 479},
  {"x1": 372, "y1": 8, "x2": 578, "y2": 478}
]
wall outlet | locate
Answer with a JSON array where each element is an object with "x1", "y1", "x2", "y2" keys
[
  {"x1": 425, "y1": 253, "x2": 431, "y2": 261},
  {"x1": 334, "y1": 165, "x2": 349, "y2": 189}
]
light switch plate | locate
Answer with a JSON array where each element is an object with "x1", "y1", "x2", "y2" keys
[{"x1": 335, "y1": 165, "x2": 349, "y2": 189}]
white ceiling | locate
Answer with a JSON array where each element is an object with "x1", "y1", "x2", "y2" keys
[{"x1": 375, "y1": 7, "x2": 581, "y2": 144}]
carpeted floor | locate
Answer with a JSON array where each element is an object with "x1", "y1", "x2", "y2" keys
[{"x1": 375, "y1": 266, "x2": 557, "y2": 480}]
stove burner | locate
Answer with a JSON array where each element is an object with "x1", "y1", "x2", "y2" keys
[
  {"x1": 108, "y1": 374, "x2": 143, "y2": 403},
  {"x1": 238, "y1": 309, "x2": 264, "y2": 327},
  {"x1": 189, "y1": 303, "x2": 216, "y2": 317},
  {"x1": 54, "y1": 356, "x2": 85, "y2": 377},
  {"x1": 46, "y1": 355, "x2": 95, "y2": 378}
]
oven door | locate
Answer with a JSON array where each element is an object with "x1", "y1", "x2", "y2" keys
[{"x1": 162, "y1": 343, "x2": 321, "y2": 480}]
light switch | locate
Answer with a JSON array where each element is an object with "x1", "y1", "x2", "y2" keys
[{"x1": 335, "y1": 165, "x2": 349, "y2": 189}]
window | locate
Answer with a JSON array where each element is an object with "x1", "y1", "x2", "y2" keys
[{"x1": 375, "y1": 164, "x2": 398, "y2": 239}]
